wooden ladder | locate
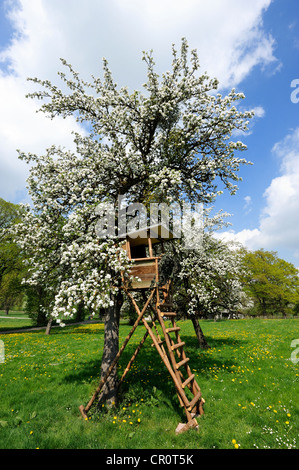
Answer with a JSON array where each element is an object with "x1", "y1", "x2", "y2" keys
[{"x1": 150, "y1": 289, "x2": 205, "y2": 433}]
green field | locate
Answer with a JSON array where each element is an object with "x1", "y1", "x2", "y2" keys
[
  {"x1": 0, "y1": 311, "x2": 32, "y2": 332},
  {"x1": 0, "y1": 318, "x2": 298, "y2": 449}
]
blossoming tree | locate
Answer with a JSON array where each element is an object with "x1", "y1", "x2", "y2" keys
[
  {"x1": 158, "y1": 208, "x2": 251, "y2": 348},
  {"x1": 15, "y1": 39, "x2": 253, "y2": 406}
]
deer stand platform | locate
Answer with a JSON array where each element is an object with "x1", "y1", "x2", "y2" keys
[{"x1": 79, "y1": 225, "x2": 205, "y2": 434}]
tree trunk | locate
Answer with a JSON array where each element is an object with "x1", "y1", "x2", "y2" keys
[
  {"x1": 191, "y1": 315, "x2": 210, "y2": 349},
  {"x1": 261, "y1": 298, "x2": 267, "y2": 317},
  {"x1": 75, "y1": 300, "x2": 85, "y2": 322},
  {"x1": 45, "y1": 318, "x2": 52, "y2": 335},
  {"x1": 98, "y1": 291, "x2": 123, "y2": 407}
]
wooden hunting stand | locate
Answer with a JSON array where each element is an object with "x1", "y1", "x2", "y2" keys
[{"x1": 79, "y1": 224, "x2": 204, "y2": 433}]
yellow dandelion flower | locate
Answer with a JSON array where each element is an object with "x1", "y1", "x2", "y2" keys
[{"x1": 232, "y1": 439, "x2": 236, "y2": 444}]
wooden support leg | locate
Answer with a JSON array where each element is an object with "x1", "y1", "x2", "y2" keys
[
  {"x1": 198, "y1": 398, "x2": 205, "y2": 416},
  {"x1": 79, "y1": 405, "x2": 89, "y2": 421},
  {"x1": 118, "y1": 330, "x2": 149, "y2": 389},
  {"x1": 79, "y1": 288, "x2": 155, "y2": 418},
  {"x1": 175, "y1": 417, "x2": 199, "y2": 434}
]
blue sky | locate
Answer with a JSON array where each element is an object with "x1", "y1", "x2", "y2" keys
[{"x1": 0, "y1": 0, "x2": 298, "y2": 266}]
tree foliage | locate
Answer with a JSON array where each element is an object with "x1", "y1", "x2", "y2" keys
[
  {"x1": 241, "y1": 249, "x2": 299, "y2": 316},
  {"x1": 0, "y1": 198, "x2": 25, "y2": 314},
  {"x1": 0, "y1": 198, "x2": 24, "y2": 282},
  {"x1": 159, "y1": 211, "x2": 250, "y2": 319}
]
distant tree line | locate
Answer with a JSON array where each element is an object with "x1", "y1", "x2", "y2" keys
[{"x1": 240, "y1": 248, "x2": 299, "y2": 318}]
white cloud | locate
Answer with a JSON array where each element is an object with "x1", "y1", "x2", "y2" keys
[
  {"x1": 217, "y1": 128, "x2": 299, "y2": 260},
  {"x1": 1, "y1": 0, "x2": 277, "y2": 87},
  {"x1": 252, "y1": 106, "x2": 266, "y2": 118},
  {"x1": 0, "y1": 72, "x2": 84, "y2": 201},
  {"x1": 0, "y1": 0, "x2": 277, "y2": 201},
  {"x1": 243, "y1": 195, "x2": 253, "y2": 214},
  {"x1": 215, "y1": 228, "x2": 262, "y2": 251}
]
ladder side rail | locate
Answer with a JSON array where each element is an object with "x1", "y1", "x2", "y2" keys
[
  {"x1": 156, "y1": 305, "x2": 191, "y2": 399},
  {"x1": 148, "y1": 304, "x2": 169, "y2": 357},
  {"x1": 165, "y1": 315, "x2": 200, "y2": 392},
  {"x1": 156, "y1": 289, "x2": 197, "y2": 406},
  {"x1": 171, "y1": 331, "x2": 200, "y2": 396},
  {"x1": 141, "y1": 316, "x2": 191, "y2": 411},
  {"x1": 158, "y1": 302, "x2": 202, "y2": 407}
]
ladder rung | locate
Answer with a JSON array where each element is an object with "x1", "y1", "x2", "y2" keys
[
  {"x1": 187, "y1": 391, "x2": 202, "y2": 411},
  {"x1": 176, "y1": 357, "x2": 189, "y2": 369},
  {"x1": 166, "y1": 326, "x2": 180, "y2": 333},
  {"x1": 160, "y1": 312, "x2": 176, "y2": 317},
  {"x1": 171, "y1": 341, "x2": 185, "y2": 351},
  {"x1": 182, "y1": 373, "x2": 195, "y2": 388}
]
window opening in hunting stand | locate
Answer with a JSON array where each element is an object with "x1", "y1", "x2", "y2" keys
[
  {"x1": 79, "y1": 223, "x2": 205, "y2": 434},
  {"x1": 123, "y1": 224, "x2": 173, "y2": 289}
]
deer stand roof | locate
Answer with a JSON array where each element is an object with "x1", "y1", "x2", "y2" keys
[{"x1": 79, "y1": 224, "x2": 205, "y2": 434}]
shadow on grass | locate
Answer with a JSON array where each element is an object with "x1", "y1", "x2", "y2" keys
[
  {"x1": 64, "y1": 343, "x2": 188, "y2": 422},
  {"x1": 62, "y1": 329, "x2": 247, "y2": 423},
  {"x1": 63, "y1": 328, "x2": 248, "y2": 386},
  {"x1": 63, "y1": 358, "x2": 101, "y2": 384},
  {"x1": 180, "y1": 333, "x2": 246, "y2": 350}
]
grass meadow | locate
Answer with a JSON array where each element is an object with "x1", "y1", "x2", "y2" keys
[
  {"x1": 0, "y1": 311, "x2": 32, "y2": 332},
  {"x1": 0, "y1": 318, "x2": 298, "y2": 449}
]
